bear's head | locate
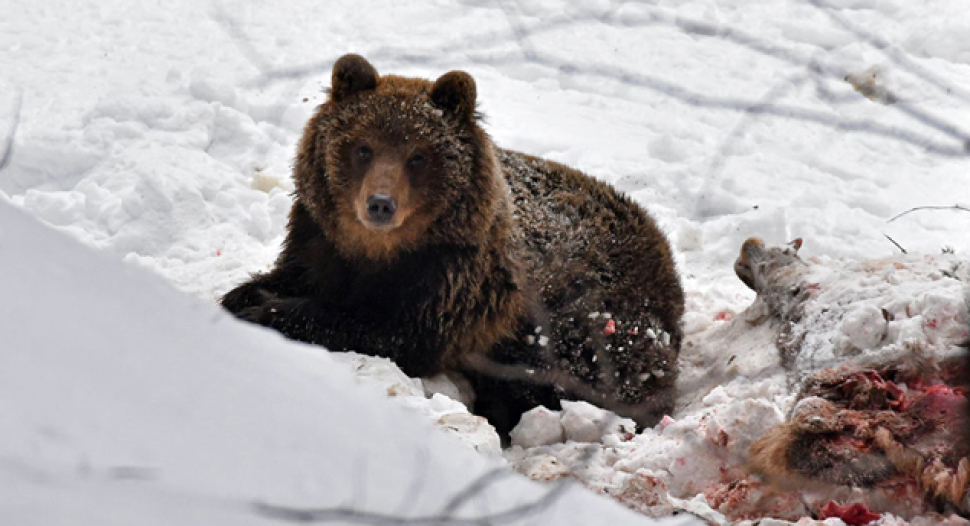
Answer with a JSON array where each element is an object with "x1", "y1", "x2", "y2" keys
[{"x1": 294, "y1": 54, "x2": 507, "y2": 262}]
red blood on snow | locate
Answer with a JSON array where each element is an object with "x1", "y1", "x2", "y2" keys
[
  {"x1": 818, "y1": 501, "x2": 881, "y2": 525},
  {"x1": 603, "y1": 319, "x2": 616, "y2": 335}
]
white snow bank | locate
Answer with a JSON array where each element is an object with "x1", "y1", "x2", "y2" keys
[{"x1": 0, "y1": 200, "x2": 691, "y2": 525}]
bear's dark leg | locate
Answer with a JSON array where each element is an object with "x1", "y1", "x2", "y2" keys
[
  {"x1": 462, "y1": 314, "x2": 564, "y2": 439},
  {"x1": 236, "y1": 296, "x2": 445, "y2": 378},
  {"x1": 465, "y1": 368, "x2": 561, "y2": 439},
  {"x1": 220, "y1": 266, "x2": 305, "y2": 314}
]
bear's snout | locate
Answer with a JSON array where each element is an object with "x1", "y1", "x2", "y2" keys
[{"x1": 366, "y1": 194, "x2": 397, "y2": 224}]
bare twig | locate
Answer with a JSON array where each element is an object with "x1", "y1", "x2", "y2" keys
[
  {"x1": 0, "y1": 88, "x2": 23, "y2": 172},
  {"x1": 253, "y1": 473, "x2": 572, "y2": 525},
  {"x1": 393, "y1": 448, "x2": 431, "y2": 516},
  {"x1": 439, "y1": 468, "x2": 511, "y2": 517},
  {"x1": 887, "y1": 204, "x2": 970, "y2": 223},
  {"x1": 228, "y1": 2, "x2": 970, "y2": 157},
  {"x1": 354, "y1": 456, "x2": 369, "y2": 510},
  {"x1": 249, "y1": 42, "x2": 969, "y2": 156},
  {"x1": 883, "y1": 234, "x2": 908, "y2": 254}
]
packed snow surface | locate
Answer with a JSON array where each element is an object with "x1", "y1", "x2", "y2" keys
[{"x1": 2, "y1": 0, "x2": 969, "y2": 524}]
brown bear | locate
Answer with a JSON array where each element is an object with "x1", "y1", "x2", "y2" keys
[{"x1": 221, "y1": 54, "x2": 684, "y2": 436}]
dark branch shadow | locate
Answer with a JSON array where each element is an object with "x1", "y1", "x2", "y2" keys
[
  {"x1": 230, "y1": 2, "x2": 970, "y2": 157},
  {"x1": 806, "y1": 0, "x2": 970, "y2": 104},
  {"x1": 253, "y1": 467, "x2": 572, "y2": 525},
  {"x1": 0, "y1": 88, "x2": 23, "y2": 173}
]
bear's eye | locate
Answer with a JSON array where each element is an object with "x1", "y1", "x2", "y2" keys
[
  {"x1": 407, "y1": 153, "x2": 427, "y2": 171},
  {"x1": 356, "y1": 144, "x2": 373, "y2": 162}
]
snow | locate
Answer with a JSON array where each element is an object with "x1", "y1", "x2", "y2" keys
[
  {"x1": 2, "y1": 0, "x2": 969, "y2": 524},
  {"x1": 0, "y1": 197, "x2": 678, "y2": 524},
  {"x1": 505, "y1": 250, "x2": 967, "y2": 523}
]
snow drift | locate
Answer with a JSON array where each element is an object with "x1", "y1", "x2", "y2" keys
[{"x1": 0, "y1": 199, "x2": 684, "y2": 524}]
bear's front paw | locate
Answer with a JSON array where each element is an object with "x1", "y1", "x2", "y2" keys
[
  {"x1": 237, "y1": 297, "x2": 309, "y2": 328},
  {"x1": 222, "y1": 285, "x2": 279, "y2": 313}
]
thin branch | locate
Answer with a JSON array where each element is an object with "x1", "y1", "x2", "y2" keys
[
  {"x1": 508, "y1": 49, "x2": 967, "y2": 157},
  {"x1": 393, "y1": 448, "x2": 431, "y2": 516},
  {"x1": 232, "y1": 3, "x2": 970, "y2": 157},
  {"x1": 253, "y1": 476, "x2": 571, "y2": 525},
  {"x1": 0, "y1": 88, "x2": 23, "y2": 172},
  {"x1": 887, "y1": 204, "x2": 970, "y2": 223},
  {"x1": 439, "y1": 468, "x2": 510, "y2": 517},
  {"x1": 883, "y1": 234, "x2": 907, "y2": 254},
  {"x1": 354, "y1": 456, "x2": 369, "y2": 510},
  {"x1": 258, "y1": 46, "x2": 968, "y2": 157}
]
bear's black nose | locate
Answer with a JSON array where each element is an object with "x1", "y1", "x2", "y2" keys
[{"x1": 366, "y1": 194, "x2": 397, "y2": 224}]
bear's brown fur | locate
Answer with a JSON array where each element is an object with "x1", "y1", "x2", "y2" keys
[{"x1": 221, "y1": 54, "x2": 684, "y2": 436}]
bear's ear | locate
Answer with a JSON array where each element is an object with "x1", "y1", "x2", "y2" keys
[
  {"x1": 330, "y1": 54, "x2": 378, "y2": 102},
  {"x1": 431, "y1": 71, "x2": 477, "y2": 120}
]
